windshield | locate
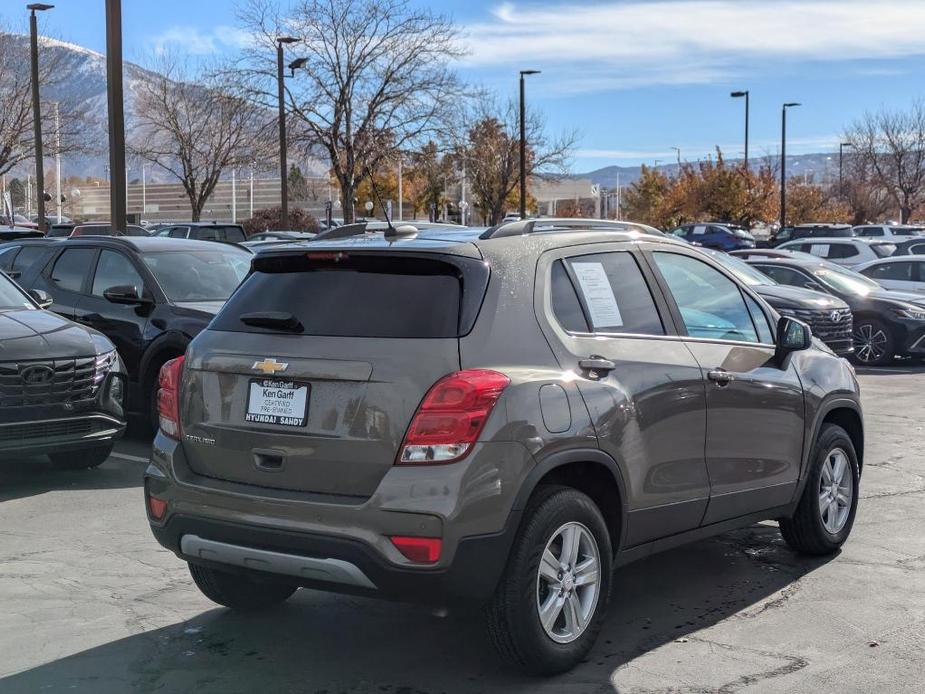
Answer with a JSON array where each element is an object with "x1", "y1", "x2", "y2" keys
[
  {"x1": 143, "y1": 249, "x2": 250, "y2": 302},
  {"x1": 709, "y1": 251, "x2": 774, "y2": 286},
  {"x1": 0, "y1": 274, "x2": 34, "y2": 310},
  {"x1": 813, "y1": 266, "x2": 881, "y2": 295}
]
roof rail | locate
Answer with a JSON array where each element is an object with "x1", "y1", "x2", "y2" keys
[{"x1": 480, "y1": 217, "x2": 647, "y2": 239}]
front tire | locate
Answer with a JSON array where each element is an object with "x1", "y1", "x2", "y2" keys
[
  {"x1": 188, "y1": 563, "x2": 297, "y2": 610},
  {"x1": 486, "y1": 486, "x2": 612, "y2": 675},
  {"x1": 780, "y1": 423, "x2": 859, "y2": 555},
  {"x1": 851, "y1": 317, "x2": 895, "y2": 366},
  {"x1": 48, "y1": 444, "x2": 113, "y2": 470}
]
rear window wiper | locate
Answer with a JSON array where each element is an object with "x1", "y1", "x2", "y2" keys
[{"x1": 239, "y1": 311, "x2": 304, "y2": 332}]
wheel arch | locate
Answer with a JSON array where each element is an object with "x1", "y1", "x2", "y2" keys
[
  {"x1": 512, "y1": 449, "x2": 628, "y2": 555},
  {"x1": 138, "y1": 332, "x2": 190, "y2": 404}
]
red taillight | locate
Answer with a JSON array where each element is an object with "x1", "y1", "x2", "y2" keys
[
  {"x1": 148, "y1": 495, "x2": 168, "y2": 521},
  {"x1": 397, "y1": 369, "x2": 510, "y2": 465},
  {"x1": 157, "y1": 356, "x2": 185, "y2": 440},
  {"x1": 389, "y1": 536, "x2": 442, "y2": 563}
]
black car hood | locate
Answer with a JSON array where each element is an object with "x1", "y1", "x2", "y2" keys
[
  {"x1": 866, "y1": 289, "x2": 925, "y2": 307},
  {"x1": 755, "y1": 284, "x2": 846, "y2": 309},
  {"x1": 0, "y1": 308, "x2": 105, "y2": 361}
]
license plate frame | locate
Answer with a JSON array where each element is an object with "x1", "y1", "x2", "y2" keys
[{"x1": 245, "y1": 378, "x2": 310, "y2": 427}]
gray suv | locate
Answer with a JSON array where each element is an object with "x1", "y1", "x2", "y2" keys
[{"x1": 145, "y1": 228, "x2": 863, "y2": 674}]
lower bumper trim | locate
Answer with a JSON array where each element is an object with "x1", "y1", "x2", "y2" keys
[{"x1": 180, "y1": 534, "x2": 377, "y2": 590}]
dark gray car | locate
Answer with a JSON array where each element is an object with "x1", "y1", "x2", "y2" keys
[{"x1": 145, "y1": 229, "x2": 863, "y2": 674}]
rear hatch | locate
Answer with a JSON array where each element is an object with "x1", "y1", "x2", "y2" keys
[{"x1": 180, "y1": 245, "x2": 489, "y2": 498}]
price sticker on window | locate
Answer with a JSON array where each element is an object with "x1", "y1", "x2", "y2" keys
[{"x1": 571, "y1": 262, "x2": 624, "y2": 329}]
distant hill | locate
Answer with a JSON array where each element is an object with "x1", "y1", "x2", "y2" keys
[{"x1": 575, "y1": 152, "x2": 842, "y2": 188}]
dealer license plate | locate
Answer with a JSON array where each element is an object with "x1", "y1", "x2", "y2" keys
[{"x1": 245, "y1": 379, "x2": 309, "y2": 427}]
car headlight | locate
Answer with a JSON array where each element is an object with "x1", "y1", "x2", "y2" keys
[
  {"x1": 890, "y1": 307, "x2": 925, "y2": 321},
  {"x1": 91, "y1": 332, "x2": 117, "y2": 356}
]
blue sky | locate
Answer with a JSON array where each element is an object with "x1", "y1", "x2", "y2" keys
[{"x1": 7, "y1": 0, "x2": 925, "y2": 173}]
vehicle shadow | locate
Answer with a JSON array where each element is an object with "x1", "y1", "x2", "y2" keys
[
  {"x1": 0, "y1": 454, "x2": 142, "y2": 503},
  {"x1": 0, "y1": 523, "x2": 833, "y2": 694}
]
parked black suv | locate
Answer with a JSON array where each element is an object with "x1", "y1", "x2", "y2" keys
[
  {"x1": 705, "y1": 249, "x2": 853, "y2": 355},
  {"x1": 146, "y1": 227, "x2": 862, "y2": 674},
  {"x1": 0, "y1": 237, "x2": 250, "y2": 422},
  {"x1": 747, "y1": 256, "x2": 925, "y2": 365},
  {"x1": 0, "y1": 269, "x2": 126, "y2": 467},
  {"x1": 153, "y1": 222, "x2": 247, "y2": 243}
]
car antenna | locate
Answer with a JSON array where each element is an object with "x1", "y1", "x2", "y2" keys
[{"x1": 364, "y1": 165, "x2": 409, "y2": 240}]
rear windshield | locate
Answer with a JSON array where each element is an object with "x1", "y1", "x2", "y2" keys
[{"x1": 211, "y1": 252, "x2": 489, "y2": 338}]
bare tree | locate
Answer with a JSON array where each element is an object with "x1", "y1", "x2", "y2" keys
[
  {"x1": 130, "y1": 56, "x2": 273, "y2": 221},
  {"x1": 0, "y1": 31, "x2": 95, "y2": 180},
  {"x1": 237, "y1": 0, "x2": 464, "y2": 223},
  {"x1": 458, "y1": 99, "x2": 575, "y2": 225},
  {"x1": 844, "y1": 101, "x2": 925, "y2": 223}
]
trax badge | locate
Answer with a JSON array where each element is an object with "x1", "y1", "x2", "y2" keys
[{"x1": 252, "y1": 358, "x2": 288, "y2": 374}]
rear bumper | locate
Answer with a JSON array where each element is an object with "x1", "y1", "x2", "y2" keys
[
  {"x1": 144, "y1": 432, "x2": 533, "y2": 604},
  {"x1": 150, "y1": 512, "x2": 519, "y2": 604}
]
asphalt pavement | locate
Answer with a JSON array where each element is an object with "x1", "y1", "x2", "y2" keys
[{"x1": 1, "y1": 367, "x2": 924, "y2": 693}]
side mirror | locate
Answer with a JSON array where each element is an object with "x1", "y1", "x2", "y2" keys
[
  {"x1": 776, "y1": 316, "x2": 812, "y2": 360},
  {"x1": 103, "y1": 285, "x2": 151, "y2": 306},
  {"x1": 28, "y1": 288, "x2": 53, "y2": 309}
]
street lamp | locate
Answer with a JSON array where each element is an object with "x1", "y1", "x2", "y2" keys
[
  {"x1": 104, "y1": 0, "x2": 127, "y2": 231},
  {"x1": 839, "y1": 141, "x2": 854, "y2": 193},
  {"x1": 519, "y1": 69, "x2": 540, "y2": 219},
  {"x1": 28, "y1": 3, "x2": 53, "y2": 232},
  {"x1": 276, "y1": 36, "x2": 298, "y2": 227},
  {"x1": 671, "y1": 146, "x2": 681, "y2": 168},
  {"x1": 288, "y1": 57, "x2": 307, "y2": 77},
  {"x1": 780, "y1": 102, "x2": 801, "y2": 230},
  {"x1": 730, "y1": 90, "x2": 749, "y2": 172}
]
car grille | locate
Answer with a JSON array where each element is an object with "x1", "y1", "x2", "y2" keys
[
  {"x1": 0, "y1": 353, "x2": 116, "y2": 408},
  {"x1": 782, "y1": 307, "x2": 853, "y2": 344},
  {"x1": 0, "y1": 418, "x2": 104, "y2": 445}
]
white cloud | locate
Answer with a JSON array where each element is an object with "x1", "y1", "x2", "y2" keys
[
  {"x1": 151, "y1": 25, "x2": 253, "y2": 56},
  {"x1": 462, "y1": 1, "x2": 925, "y2": 92}
]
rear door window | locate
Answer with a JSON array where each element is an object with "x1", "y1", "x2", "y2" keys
[
  {"x1": 826, "y1": 244, "x2": 860, "y2": 260},
  {"x1": 49, "y1": 248, "x2": 96, "y2": 293},
  {"x1": 555, "y1": 252, "x2": 664, "y2": 335},
  {"x1": 212, "y1": 253, "x2": 489, "y2": 338}
]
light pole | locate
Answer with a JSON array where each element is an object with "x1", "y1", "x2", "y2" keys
[
  {"x1": 141, "y1": 164, "x2": 146, "y2": 218},
  {"x1": 730, "y1": 90, "x2": 749, "y2": 172},
  {"x1": 671, "y1": 146, "x2": 681, "y2": 168},
  {"x1": 519, "y1": 69, "x2": 540, "y2": 219},
  {"x1": 276, "y1": 36, "x2": 298, "y2": 227},
  {"x1": 105, "y1": 0, "x2": 127, "y2": 231},
  {"x1": 839, "y1": 142, "x2": 854, "y2": 193},
  {"x1": 54, "y1": 101, "x2": 61, "y2": 223},
  {"x1": 780, "y1": 102, "x2": 801, "y2": 230},
  {"x1": 397, "y1": 157, "x2": 403, "y2": 221},
  {"x1": 28, "y1": 3, "x2": 53, "y2": 232}
]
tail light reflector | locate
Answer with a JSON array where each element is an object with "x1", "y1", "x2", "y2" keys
[
  {"x1": 147, "y1": 495, "x2": 168, "y2": 522},
  {"x1": 157, "y1": 356, "x2": 185, "y2": 440},
  {"x1": 397, "y1": 369, "x2": 509, "y2": 465},
  {"x1": 389, "y1": 536, "x2": 442, "y2": 563}
]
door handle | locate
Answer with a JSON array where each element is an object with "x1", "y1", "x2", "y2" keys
[
  {"x1": 707, "y1": 369, "x2": 735, "y2": 385},
  {"x1": 579, "y1": 356, "x2": 616, "y2": 379}
]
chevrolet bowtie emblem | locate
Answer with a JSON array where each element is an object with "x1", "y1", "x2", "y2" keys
[{"x1": 252, "y1": 358, "x2": 289, "y2": 374}]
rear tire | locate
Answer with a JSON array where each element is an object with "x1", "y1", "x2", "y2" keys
[
  {"x1": 486, "y1": 485, "x2": 612, "y2": 675},
  {"x1": 780, "y1": 423, "x2": 859, "y2": 555},
  {"x1": 48, "y1": 444, "x2": 112, "y2": 470},
  {"x1": 851, "y1": 317, "x2": 895, "y2": 367},
  {"x1": 188, "y1": 563, "x2": 297, "y2": 610}
]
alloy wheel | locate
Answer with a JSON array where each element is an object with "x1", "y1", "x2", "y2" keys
[
  {"x1": 852, "y1": 323, "x2": 888, "y2": 363},
  {"x1": 818, "y1": 447, "x2": 853, "y2": 534},
  {"x1": 535, "y1": 522, "x2": 601, "y2": 644}
]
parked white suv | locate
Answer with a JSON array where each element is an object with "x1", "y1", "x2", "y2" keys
[
  {"x1": 853, "y1": 224, "x2": 925, "y2": 242},
  {"x1": 853, "y1": 256, "x2": 925, "y2": 293},
  {"x1": 777, "y1": 238, "x2": 896, "y2": 267}
]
